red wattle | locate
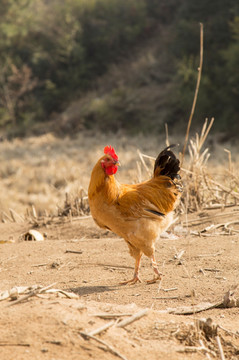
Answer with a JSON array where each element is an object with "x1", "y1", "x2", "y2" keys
[{"x1": 105, "y1": 165, "x2": 118, "y2": 175}]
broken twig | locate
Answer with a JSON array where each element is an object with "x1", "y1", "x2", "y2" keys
[
  {"x1": 65, "y1": 250, "x2": 83, "y2": 254},
  {"x1": 0, "y1": 342, "x2": 30, "y2": 347},
  {"x1": 79, "y1": 331, "x2": 128, "y2": 360},
  {"x1": 91, "y1": 313, "x2": 132, "y2": 319},
  {"x1": 7, "y1": 283, "x2": 57, "y2": 307},
  {"x1": 216, "y1": 335, "x2": 225, "y2": 360},
  {"x1": 203, "y1": 268, "x2": 220, "y2": 272},
  {"x1": 218, "y1": 325, "x2": 239, "y2": 338},
  {"x1": 88, "y1": 321, "x2": 115, "y2": 336},
  {"x1": 153, "y1": 294, "x2": 191, "y2": 300},
  {"x1": 116, "y1": 308, "x2": 149, "y2": 328},
  {"x1": 197, "y1": 251, "x2": 223, "y2": 258},
  {"x1": 163, "y1": 287, "x2": 178, "y2": 292}
]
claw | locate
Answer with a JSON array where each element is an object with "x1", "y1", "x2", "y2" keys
[
  {"x1": 120, "y1": 274, "x2": 142, "y2": 285},
  {"x1": 146, "y1": 274, "x2": 162, "y2": 284}
]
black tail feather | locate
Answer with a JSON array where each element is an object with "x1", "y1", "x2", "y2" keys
[{"x1": 153, "y1": 145, "x2": 180, "y2": 180}]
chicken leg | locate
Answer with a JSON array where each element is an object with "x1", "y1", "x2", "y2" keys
[
  {"x1": 147, "y1": 253, "x2": 162, "y2": 284},
  {"x1": 120, "y1": 253, "x2": 142, "y2": 285}
]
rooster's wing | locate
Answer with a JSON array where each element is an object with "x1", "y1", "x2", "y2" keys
[{"x1": 116, "y1": 176, "x2": 179, "y2": 221}]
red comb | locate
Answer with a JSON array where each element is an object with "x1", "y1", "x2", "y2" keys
[{"x1": 104, "y1": 145, "x2": 118, "y2": 161}]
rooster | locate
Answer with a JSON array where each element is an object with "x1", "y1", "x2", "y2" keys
[{"x1": 88, "y1": 145, "x2": 182, "y2": 284}]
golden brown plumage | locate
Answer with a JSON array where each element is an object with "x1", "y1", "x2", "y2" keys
[{"x1": 88, "y1": 145, "x2": 182, "y2": 284}]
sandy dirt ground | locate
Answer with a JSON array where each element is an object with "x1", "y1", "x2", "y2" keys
[{"x1": 0, "y1": 209, "x2": 239, "y2": 360}]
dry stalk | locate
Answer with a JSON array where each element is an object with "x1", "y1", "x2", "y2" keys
[
  {"x1": 182, "y1": 209, "x2": 239, "y2": 227},
  {"x1": 165, "y1": 123, "x2": 169, "y2": 147},
  {"x1": 178, "y1": 345, "x2": 215, "y2": 357},
  {"x1": 1, "y1": 211, "x2": 13, "y2": 222},
  {"x1": 32, "y1": 263, "x2": 48, "y2": 267},
  {"x1": 7, "y1": 282, "x2": 57, "y2": 307},
  {"x1": 31, "y1": 205, "x2": 37, "y2": 218},
  {"x1": 163, "y1": 287, "x2": 178, "y2": 292},
  {"x1": 216, "y1": 335, "x2": 226, "y2": 360},
  {"x1": 91, "y1": 313, "x2": 132, "y2": 319},
  {"x1": 181, "y1": 23, "x2": 204, "y2": 166},
  {"x1": 65, "y1": 250, "x2": 83, "y2": 254},
  {"x1": 218, "y1": 325, "x2": 239, "y2": 338},
  {"x1": 79, "y1": 331, "x2": 128, "y2": 360},
  {"x1": 137, "y1": 149, "x2": 152, "y2": 177},
  {"x1": 136, "y1": 161, "x2": 142, "y2": 182},
  {"x1": 59, "y1": 190, "x2": 90, "y2": 217},
  {"x1": 0, "y1": 342, "x2": 30, "y2": 347},
  {"x1": 180, "y1": 120, "x2": 239, "y2": 213},
  {"x1": 137, "y1": 119, "x2": 238, "y2": 214},
  {"x1": 152, "y1": 295, "x2": 191, "y2": 300},
  {"x1": 88, "y1": 321, "x2": 115, "y2": 336},
  {"x1": 116, "y1": 308, "x2": 149, "y2": 328},
  {"x1": 198, "y1": 339, "x2": 213, "y2": 360},
  {"x1": 182, "y1": 118, "x2": 214, "y2": 211},
  {"x1": 224, "y1": 149, "x2": 232, "y2": 173},
  {"x1": 224, "y1": 220, "x2": 239, "y2": 233},
  {"x1": 9, "y1": 208, "x2": 25, "y2": 222},
  {"x1": 197, "y1": 251, "x2": 223, "y2": 257}
]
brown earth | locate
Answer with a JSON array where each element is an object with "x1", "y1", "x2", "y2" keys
[{"x1": 0, "y1": 210, "x2": 239, "y2": 360}]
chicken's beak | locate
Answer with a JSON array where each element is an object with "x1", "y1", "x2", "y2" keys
[{"x1": 114, "y1": 160, "x2": 121, "y2": 166}]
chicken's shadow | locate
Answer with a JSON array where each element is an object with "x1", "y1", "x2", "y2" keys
[{"x1": 68, "y1": 285, "x2": 118, "y2": 296}]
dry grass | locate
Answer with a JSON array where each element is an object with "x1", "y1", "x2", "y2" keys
[
  {"x1": 180, "y1": 119, "x2": 239, "y2": 213},
  {"x1": 137, "y1": 120, "x2": 239, "y2": 216},
  {"x1": 0, "y1": 130, "x2": 238, "y2": 222},
  {"x1": 0, "y1": 132, "x2": 168, "y2": 220}
]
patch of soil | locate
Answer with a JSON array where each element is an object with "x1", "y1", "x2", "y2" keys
[{"x1": 0, "y1": 212, "x2": 238, "y2": 359}]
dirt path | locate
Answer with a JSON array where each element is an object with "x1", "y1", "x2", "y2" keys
[{"x1": 0, "y1": 214, "x2": 239, "y2": 359}]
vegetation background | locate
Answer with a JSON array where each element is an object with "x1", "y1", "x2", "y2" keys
[
  {"x1": 0, "y1": 5, "x2": 239, "y2": 359},
  {"x1": 0, "y1": 0, "x2": 239, "y2": 138}
]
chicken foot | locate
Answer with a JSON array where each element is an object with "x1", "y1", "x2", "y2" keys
[
  {"x1": 147, "y1": 254, "x2": 162, "y2": 284},
  {"x1": 120, "y1": 254, "x2": 142, "y2": 285},
  {"x1": 120, "y1": 273, "x2": 142, "y2": 285}
]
